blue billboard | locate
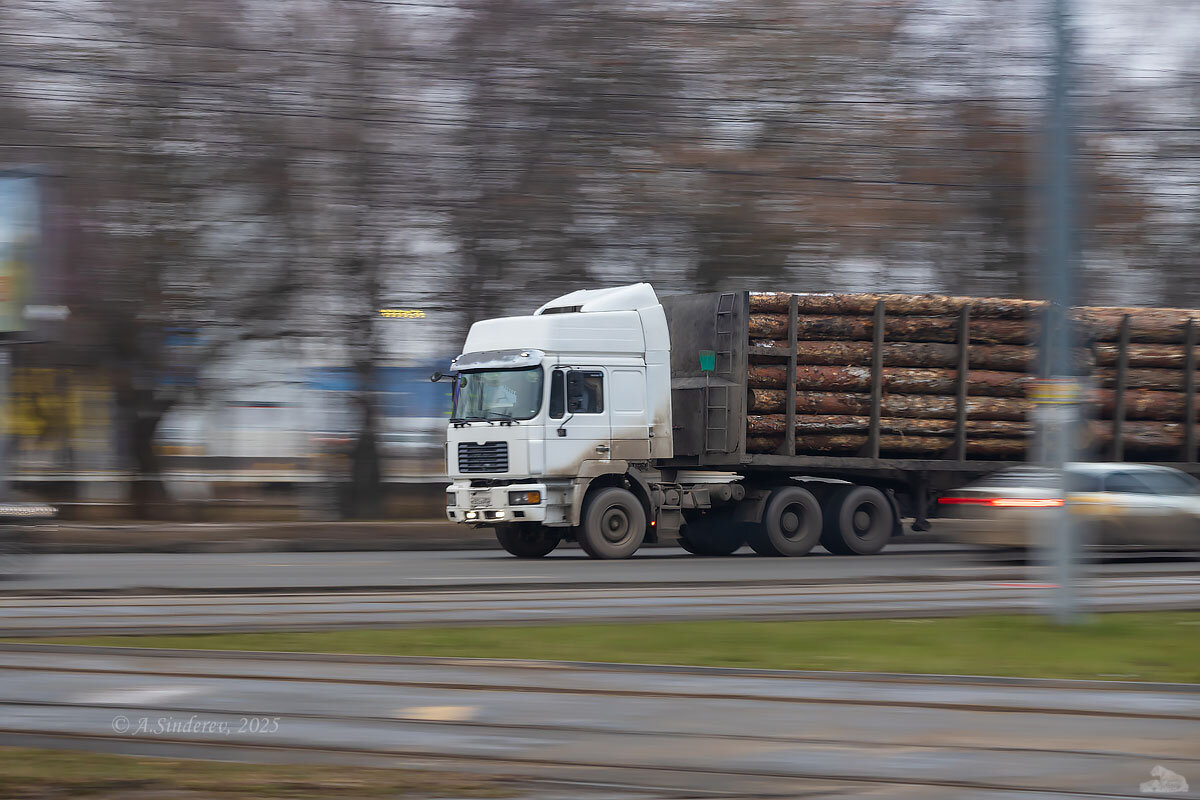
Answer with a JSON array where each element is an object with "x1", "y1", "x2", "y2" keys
[
  {"x1": 0, "y1": 174, "x2": 39, "y2": 333},
  {"x1": 307, "y1": 362, "x2": 454, "y2": 419}
]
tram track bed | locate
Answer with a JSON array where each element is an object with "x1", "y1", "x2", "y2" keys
[
  {"x1": 2, "y1": 576, "x2": 1199, "y2": 637},
  {"x1": 1, "y1": 643, "x2": 1197, "y2": 799}
]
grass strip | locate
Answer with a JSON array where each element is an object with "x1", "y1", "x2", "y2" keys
[
  {"x1": 0, "y1": 746, "x2": 513, "y2": 798},
  {"x1": 28, "y1": 611, "x2": 1200, "y2": 683}
]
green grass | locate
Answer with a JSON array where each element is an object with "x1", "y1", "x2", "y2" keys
[
  {"x1": 28, "y1": 612, "x2": 1200, "y2": 683},
  {"x1": 0, "y1": 747, "x2": 512, "y2": 798}
]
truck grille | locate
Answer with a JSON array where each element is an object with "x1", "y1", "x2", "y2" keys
[{"x1": 457, "y1": 441, "x2": 508, "y2": 473}]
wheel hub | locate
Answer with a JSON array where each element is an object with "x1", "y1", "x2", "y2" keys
[
  {"x1": 779, "y1": 504, "x2": 804, "y2": 540},
  {"x1": 852, "y1": 505, "x2": 875, "y2": 537},
  {"x1": 602, "y1": 507, "x2": 630, "y2": 543}
]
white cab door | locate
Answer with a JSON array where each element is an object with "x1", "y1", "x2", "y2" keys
[{"x1": 543, "y1": 368, "x2": 612, "y2": 476}]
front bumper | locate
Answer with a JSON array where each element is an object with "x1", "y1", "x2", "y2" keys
[
  {"x1": 939, "y1": 507, "x2": 1123, "y2": 550},
  {"x1": 939, "y1": 518, "x2": 1038, "y2": 549},
  {"x1": 446, "y1": 482, "x2": 572, "y2": 526}
]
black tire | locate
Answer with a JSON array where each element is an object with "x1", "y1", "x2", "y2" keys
[
  {"x1": 679, "y1": 511, "x2": 746, "y2": 556},
  {"x1": 579, "y1": 487, "x2": 646, "y2": 559},
  {"x1": 746, "y1": 486, "x2": 822, "y2": 557},
  {"x1": 494, "y1": 524, "x2": 561, "y2": 558},
  {"x1": 820, "y1": 485, "x2": 893, "y2": 555}
]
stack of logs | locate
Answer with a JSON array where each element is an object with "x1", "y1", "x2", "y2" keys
[{"x1": 745, "y1": 292, "x2": 1200, "y2": 459}]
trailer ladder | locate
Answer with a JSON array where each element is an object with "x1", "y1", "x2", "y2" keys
[{"x1": 704, "y1": 293, "x2": 737, "y2": 454}]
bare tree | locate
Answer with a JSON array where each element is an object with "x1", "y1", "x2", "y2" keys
[
  {"x1": 2, "y1": 0, "x2": 1197, "y2": 521},
  {"x1": 0, "y1": 0, "x2": 313, "y2": 514}
]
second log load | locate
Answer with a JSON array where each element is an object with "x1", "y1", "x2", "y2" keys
[{"x1": 745, "y1": 291, "x2": 1200, "y2": 459}]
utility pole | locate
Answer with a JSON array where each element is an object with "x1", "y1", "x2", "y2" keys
[
  {"x1": 1035, "y1": 0, "x2": 1081, "y2": 625},
  {"x1": 0, "y1": 348, "x2": 8, "y2": 504}
]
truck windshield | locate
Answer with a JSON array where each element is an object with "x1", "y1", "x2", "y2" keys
[{"x1": 452, "y1": 367, "x2": 543, "y2": 421}]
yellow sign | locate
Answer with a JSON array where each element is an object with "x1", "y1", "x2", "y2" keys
[
  {"x1": 379, "y1": 309, "x2": 426, "y2": 319},
  {"x1": 1029, "y1": 378, "x2": 1081, "y2": 405}
]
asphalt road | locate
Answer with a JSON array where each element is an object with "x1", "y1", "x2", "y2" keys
[
  {"x1": 4, "y1": 576, "x2": 1200, "y2": 635},
  {"x1": 7, "y1": 543, "x2": 1200, "y2": 593},
  {"x1": 3, "y1": 643, "x2": 1197, "y2": 798}
]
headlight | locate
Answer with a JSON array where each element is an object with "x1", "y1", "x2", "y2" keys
[
  {"x1": 508, "y1": 490, "x2": 541, "y2": 506},
  {"x1": 446, "y1": 491, "x2": 456, "y2": 507}
]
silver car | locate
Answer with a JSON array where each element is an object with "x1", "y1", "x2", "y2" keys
[{"x1": 938, "y1": 463, "x2": 1200, "y2": 551}]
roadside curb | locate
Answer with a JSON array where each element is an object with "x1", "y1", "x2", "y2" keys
[
  {"x1": 17, "y1": 521, "x2": 498, "y2": 553},
  {"x1": 5, "y1": 565, "x2": 1197, "y2": 595},
  {"x1": 15, "y1": 524, "x2": 950, "y2": 554}
]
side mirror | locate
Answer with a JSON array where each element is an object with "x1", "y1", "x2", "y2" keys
[{"x1": 430, "y1": 371, "x2": 443, "y2": 383}]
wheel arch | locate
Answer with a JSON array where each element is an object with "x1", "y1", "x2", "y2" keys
[{"x1": 578, "y1": 472, "x2": 655, "y2": 542}]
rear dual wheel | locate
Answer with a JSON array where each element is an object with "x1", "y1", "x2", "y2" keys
[
  {"x1": 747, "y1": 486, "x2": 823, "y2": 557},
  {"x1": 679, "y1": 510, "x2": 747, "y2": 556},
  {"x1": 495, "y1": 524, "x2": 561, "y2": 558},
  {"x1": 820, "y1": 486, "x2": 893, "y2": 555}
]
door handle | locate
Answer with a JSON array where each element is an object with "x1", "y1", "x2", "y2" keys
[{"x1": 596, "y1": 444, "x2": 610, "y2": 454}]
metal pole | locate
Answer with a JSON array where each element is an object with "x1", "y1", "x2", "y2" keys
[
  {"x1": 1040, "y1": 0, "x2": 1080, "y2": 624},
  {"x1": 0, "y1": 347, "x2": 9, "y2": 503}
]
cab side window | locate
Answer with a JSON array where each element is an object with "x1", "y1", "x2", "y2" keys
[
  {"x1": 567, "y1": 371, "x2": 604, "y2": 414},
  {"x1": 549, "y1": 369, "x2": 566, "y2": 419}
]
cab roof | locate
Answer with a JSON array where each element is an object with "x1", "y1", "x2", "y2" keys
[{"x1": 536, "y1": 283, "x2": 660, "y2": 315}]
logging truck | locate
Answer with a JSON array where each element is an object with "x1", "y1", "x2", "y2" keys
[{"x1": 441, "y1": 284, "x2": 1200, "y2": 558}]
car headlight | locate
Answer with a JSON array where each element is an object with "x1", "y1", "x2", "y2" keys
[
  {"x1": 508, "y1": 490, "x2": 541, "y2": 506},
  {"x1": 446, "y1": 491, "x2": 456, "y2": 507}
]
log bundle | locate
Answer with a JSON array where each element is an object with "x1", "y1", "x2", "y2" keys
[
  {"x1": 745, "y1": 291, "x2": 1200, "y2": 460},
  {"x1": 748, "y1": 365, "x2": 1034, "y2": 397}
]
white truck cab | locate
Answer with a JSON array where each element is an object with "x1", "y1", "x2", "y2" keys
[{"x1": 444, "y1": 284, "x2": 682, "y2": 556}]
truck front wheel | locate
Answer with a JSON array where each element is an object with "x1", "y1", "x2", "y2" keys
[
  {"x1": 494, "y1": 524, "x2": 561, "y2": 558},
  {"x1": 820, "y1": 486, "x2": 893, "y2": 555},
  {"x1": 747, "y1": 486, "x2": 822, "y2": 557},
  {"x1": 578, "y1": 487, "x2": 646, "y2": 559}
]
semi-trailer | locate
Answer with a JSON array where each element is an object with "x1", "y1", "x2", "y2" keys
[{"x1": 441, "y1": 284, "x2": 1200, "y2": 558}]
